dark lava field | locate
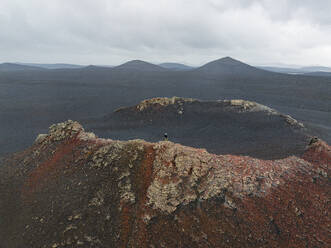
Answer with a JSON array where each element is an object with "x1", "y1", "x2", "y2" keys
[
  {"x1": 1, "y1": 57, "x2": 330, "y2": 156},
  {"x1": 0, "y1": 58, "x2": 331, "y2": 248}
]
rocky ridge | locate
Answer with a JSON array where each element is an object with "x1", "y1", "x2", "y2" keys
[
  {"x1": 115, "y1": 97, "x2": 304, "y2": 129},
  {"x1": 0, "y1": 120, "x2": 330, "y2": 247}
]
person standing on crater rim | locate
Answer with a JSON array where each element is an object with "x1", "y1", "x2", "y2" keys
[{"x1": 164, "y1": 132, "x2": 168, "y2": 141}]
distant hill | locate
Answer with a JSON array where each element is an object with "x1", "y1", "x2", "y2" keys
[
  {"x1": 17, "y1": 63, "x2": 85, "y2": 69},
  {"x1": 301, "y1": 66, "x2": 331, "y2": 72},
  {"x1": 304, "y1": 71, "x2": 331, "y2": 77},
  {"x1": 195, "y1": 57, "x2": 268, "y2": 77},
  {"x1": 258, "y1": 66, "x2": 304, "y2": 74},
  {"x1": 113, "y1": 60, "x2": 167, "y2": 72},
  {"x1": 159, "y1": 62, "x2": 194, "y2": 71},
  {"x1": 258, "y1": 65, "x2": 331, "y2": 75},
  {"x1": 0, "y1": 63, "x2": 44, "y2": 71},
  {"x1": 81, "y1": 65, "x2": 113, "y2": 71}
]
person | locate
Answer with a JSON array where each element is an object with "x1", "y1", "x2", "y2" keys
[{"x1": 164, "y1": 132, "x2": 168, "y2": 141}]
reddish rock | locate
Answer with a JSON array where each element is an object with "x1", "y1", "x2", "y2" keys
[{"x1": 0, "y1": 120, "x2": 330, "y2": 247}]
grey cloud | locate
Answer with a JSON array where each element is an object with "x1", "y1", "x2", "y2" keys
[{"x1": 0, "y1": 0, "x2": 331, "y2": 66}]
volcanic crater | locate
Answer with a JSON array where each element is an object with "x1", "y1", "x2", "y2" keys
[
  {"x1": 86, "y1": 97, "x2": 311, "y2": 160},
  {"x1": 0, "y1": 98, "x2": 330, "y2": 247}
]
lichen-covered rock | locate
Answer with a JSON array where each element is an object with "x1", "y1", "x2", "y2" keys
[
  {"x1": 48, "y1": 120, "x2": 83, "y2": 140},
  {"x1": 134, "y1": 96, "x2": 196, "y2": 111},
  {"x1": 0, "y1": 121, "x2": 329, "y2": 248},
  {"x1": 34, "y1": 134, "x2": 47, "y2": 144}
]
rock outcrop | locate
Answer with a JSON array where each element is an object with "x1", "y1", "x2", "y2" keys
[{"x1": 0, "y1": 120, "x2": 330, "y2": 247}]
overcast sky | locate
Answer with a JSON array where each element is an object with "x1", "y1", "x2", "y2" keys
[{"x1": 1, "y1": 0, "x2": 331, "y2": 66}]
